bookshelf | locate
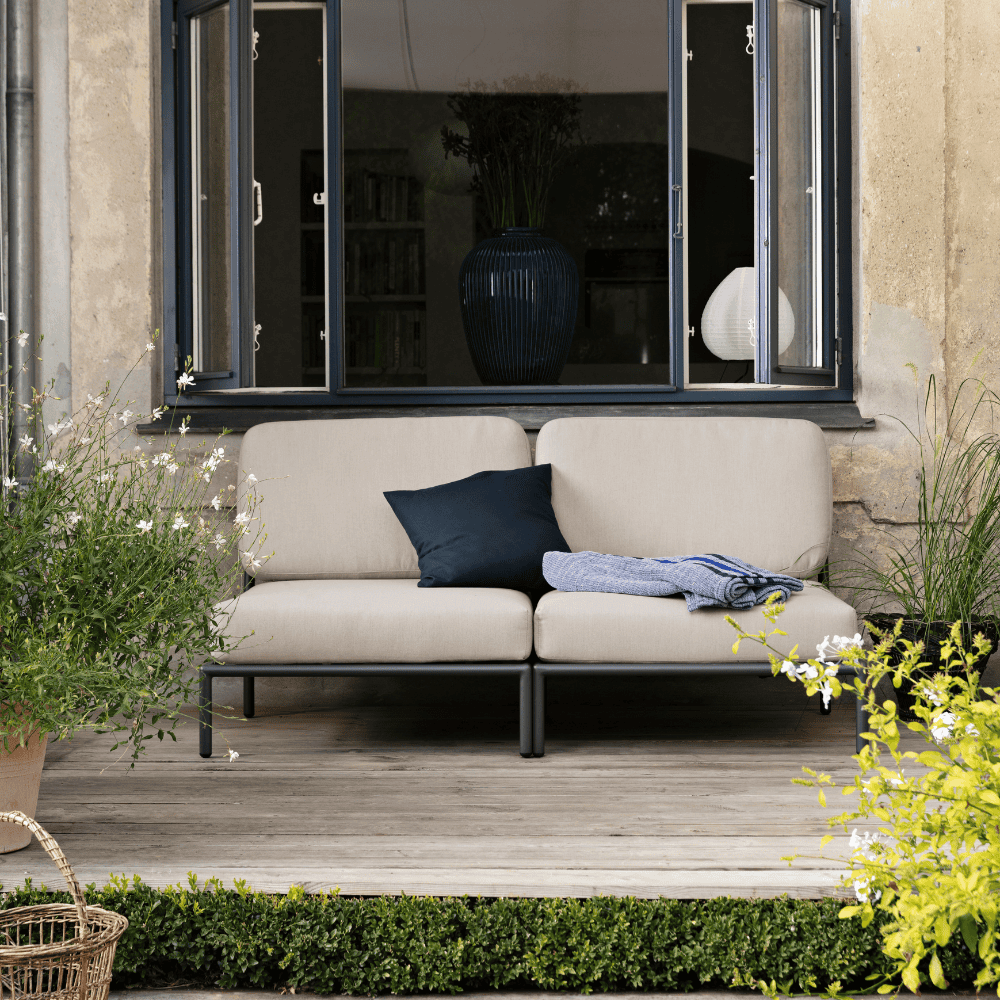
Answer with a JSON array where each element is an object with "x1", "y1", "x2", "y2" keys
[{"x1": 342, "y1": 149, "x2": 427, "y2": 386}]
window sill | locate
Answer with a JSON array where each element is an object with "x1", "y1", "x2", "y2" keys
[{"x1": 137, "y1": 400, "x2": 874, "y2": 435}]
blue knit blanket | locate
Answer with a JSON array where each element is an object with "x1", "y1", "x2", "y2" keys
[{"x1": 542, "y1": 551, "x2": 805, "y2": 612}]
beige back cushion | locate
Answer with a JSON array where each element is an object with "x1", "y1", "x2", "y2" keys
[
  {"x1": 534, "y1": 417, "x2": 831, "y2": 577},
  {"x1": 239, "y1": 417, "x2": 531, "y2": 581}
]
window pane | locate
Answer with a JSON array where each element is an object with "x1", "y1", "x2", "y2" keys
[
  {"x1": 190, "y1": 5, "x2": 232, "y2": 374},
  {"x1": 252, "y1": 4, "x2": 327, "y2": 388},
  {"x1": 341, "y1": 0, "x2": 670, "y2": 388},
  {"x1": 685, "y1": 1, "x2": 755, "y2": 385},
  {"x1": 776, "y1": 0, "x2": 822, "y2": 369}
]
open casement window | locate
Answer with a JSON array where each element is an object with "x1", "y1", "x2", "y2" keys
[
  {"x1": 166, "y1": 0, "x2": 847, "y2": 402},
  {"x1": 680, "y1": 0, "x2": 838, "y2": 388},
  {"x1": 176, "y1": 0, "x2": 329, "y2": 390}
]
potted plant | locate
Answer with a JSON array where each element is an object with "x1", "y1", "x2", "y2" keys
[
  {"x1": 837, "y1": 371, "x2": 1000, "y2": 718},
  {"x1": 0, "y1": 340, "x2": 264, "y2": 851},
  {"x1": 441, "y1": 83, "x2": 582, "y2": 386}
]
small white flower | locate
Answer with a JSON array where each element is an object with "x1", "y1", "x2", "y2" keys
[
  {"x1": 171, "y1": 514, "x2": 189, "y2": 531},
  {"x1": 66, "y1": 512, "x2": 83, "y2": 527},
  {"x1": 244, "y1": 551, "x2": 263, "y2": 570},
  {"x1": 213, "y1": 447, "x2": 225, "y2": 459},
  {"x1": 931, "y1": 711, "x2": 957, "y2": 742},
  {"x1": 136, "y1": 519, "x2": 154, "y2": 533},
  {"x1": 853, "y1": 875, "x2": 881, "y2": 904},
  {"x1": 780, "y1": 660, "x2": 797, "y2": 678},
  {"x1": 227, "y1": 748, "x2": 240, "y2": 763},
  {"x1": 15, "y1": 330, "x2": 28, "y2": 347},
  {"x1": 118, "y1": 409, "x2": 134, "y2": 425},
  {"x1": 247, "y1": 473, "x2": 258, "y2": 485},
  {"x1": 2, "y1": 476, "x2": 16, "y2": 490},
  {"x1": 99, "y1": 472, "x2": 114, "y2": 483},
  {"x1": 145, "y1": 342, "x2": 156, "y2": 353},
  {"x1": 41, "y1": 459, "x2": 58, "y2": 473},
  {"x1": 818, "y1": 681, "x2": 834, "y2": 710},
  {"x1": 234, "y1": 511, "x2": 252, "y2": 527},
  {"x1": 86, "y1": 392, "x2": 105, "y2": 409},
  {"x1": 210, "y1": 494, "x2": 222, "y2": 511},
  {"x1": 79, "y1": 436, "x2": 92, "y2": 445},
  {"x1": 212, "y1": 532, "x2": 227, "y2": 551},
  {"x1": 177, "y1": 372, "x2": 195, "y2": 389},
  {"x1": 149, "y1": 406, "x2": 164, "y2": 421},
  {"x1": 18, "y1": 434, "x2": 33, "y2": 452},
  {"x1": 165, "y1": 461, "x2": 179, "y2": 476}
]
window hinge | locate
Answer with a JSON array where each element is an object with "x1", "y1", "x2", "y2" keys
[
  {"x1": 173, "y1": 343, "x2": 179, "y2": 372},
  {"x1": 834, "y1": 335, "x2": 843, "y2": 365},
  {"x1": 172, "y1": 21, "x2": 177, "y2": 49},
  {"x1": 833, "y1": 1, "x2": 841, "y2": 40}
]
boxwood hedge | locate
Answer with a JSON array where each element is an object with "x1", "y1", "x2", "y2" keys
[{"x1": 0, "y1": 876, "x2": 980, "y2": 994}]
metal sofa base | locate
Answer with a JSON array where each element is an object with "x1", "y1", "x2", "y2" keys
[
  {"x1": 199, "y1": 662, "x2": 534, "y2": 758},
  {"x1": 531, "y1": 662, "x2": 870, "y2": 757}
]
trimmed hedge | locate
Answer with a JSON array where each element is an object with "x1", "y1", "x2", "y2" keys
[{"x1": 0, "y1": 877, "x2": 980, "y2": 994}]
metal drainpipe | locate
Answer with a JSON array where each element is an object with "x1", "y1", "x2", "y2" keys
[
  {"x1": 0, "y1": 0, "x2": 8, "y2": 484},
  {"x1": 7, "y1": 0, "x2": 33, "y2": 480}
]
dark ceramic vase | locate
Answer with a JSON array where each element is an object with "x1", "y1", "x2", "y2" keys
[
  {"x1": 458, "y1": 227, "x2": 579, "y2": 386},
  {"x1": 864, "y1": 615, "x2": 1000, "y2": 721}
]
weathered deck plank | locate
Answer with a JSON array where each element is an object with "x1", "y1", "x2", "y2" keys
[{"x1": 1, "y1": 676, "x2": 914, "y2": 899}]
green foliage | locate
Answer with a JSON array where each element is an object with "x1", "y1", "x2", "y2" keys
[
  {"x1": 1, "y1": 339, "x2": 266, "y2": 760},
  {"x1": 0, "y1": 875, "x2": 934, "y2": 994},
  {"x1": 729, "y1": 604, "x2": 1000, "y2": 994},
  {"x1": 836, "y1": 371, "x2": 1000, "y2": 625},
  {"x1": 441, "y1": 86, "x2": 581, "y2": 229}
]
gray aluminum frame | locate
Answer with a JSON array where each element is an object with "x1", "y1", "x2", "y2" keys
[
  {"x1": 200, "y1": 661, "x2": 534, "y2": 757},
  {"x1": 199, "y1": 658, "x2": 870, "y2": 759},
  {"x1": 531, "y1": 661, "x2": 870, "y2": 757}
]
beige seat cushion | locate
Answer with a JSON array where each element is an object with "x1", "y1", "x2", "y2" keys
[
  {"x1": 534, "y1": 582, "x2": 858, "y2": 663},
  {"x1": 535, "y1": 417, "x2": 832, "y2": 578},
  {"x1": 237, "y1": 416, "x2": 531, "y2": 582},
  {"x1": 216, "y1": 579, "x2": 533, "y2": 664}
]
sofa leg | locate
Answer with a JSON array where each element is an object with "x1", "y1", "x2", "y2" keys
[
  {"x1": 519, "y1": 668, "x2": 532, "y2": 757},
  {"x1": 532, "y1": 672, "x2": 546, "y2": 757},
  {"x1": 855, "y1": 686, "x2": 871, "y2": 755},
  {"x1": 243, "y1": 676, "x2": 255, "y2": 718},
  {"x1": 199, "y1": 673, "x2": 213, "y2": 758}
]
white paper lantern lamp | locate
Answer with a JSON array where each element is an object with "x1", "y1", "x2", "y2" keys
[{"x1": 700, "y1": 267, "x2": 795, "y2": 361}]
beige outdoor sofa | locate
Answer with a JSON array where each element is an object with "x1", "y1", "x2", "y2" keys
[{"x1": 203, "y1": 415, "x2": 864, "y2": 759}]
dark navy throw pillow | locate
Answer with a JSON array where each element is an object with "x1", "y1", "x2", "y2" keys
[{"x1": 384, "y1": 464, "x2": 570, "y2": 591}]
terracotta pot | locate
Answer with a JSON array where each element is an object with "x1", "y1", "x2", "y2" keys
[{"x1": 0, "y1": 729, "x2": 49, "y2": 852}]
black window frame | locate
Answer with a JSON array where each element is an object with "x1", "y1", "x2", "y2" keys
[{"x1": 159, "y1": 0, "x2": 854, "y2": 409}]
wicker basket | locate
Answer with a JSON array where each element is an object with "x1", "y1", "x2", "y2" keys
[{"x1": 0, "y1": 811, "x2": 128, "y2": 1000}]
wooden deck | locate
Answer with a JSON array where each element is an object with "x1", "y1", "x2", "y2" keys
[{"x1": 2, "y1": 673, "x2": 917, "y2": 899}]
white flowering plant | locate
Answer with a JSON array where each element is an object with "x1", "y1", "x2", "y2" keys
[
  {"x1": 728, "y1": 601, "x2": 1000, "y2": 995},
  {"x1": 1, "y1": 346, "x2": 267, "y2": 762}
]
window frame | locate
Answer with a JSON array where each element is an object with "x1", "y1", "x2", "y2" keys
[{"x1": 160, "y1": 0, "x2": 854, "y2": 408}]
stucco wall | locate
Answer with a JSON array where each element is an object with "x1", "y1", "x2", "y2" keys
[
  {"x1": 67, "y1": 0, "x2": 158, "y2": 419},
  {"x1": 58, "y1": 0, "x2": 1000, "y2": 709},
  {"x1": 826, "y1": 0, "x2": 1000, "y2": 608}
]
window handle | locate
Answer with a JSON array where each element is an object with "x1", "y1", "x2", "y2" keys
[
  {"x1": 253, "y1": 180, "x2": 263, "y2": 226},
  {"x1": 313, "y1": 192, "x2": 325, "y2": 205},
  {"x1": 672, "y1": 184, "x2": 683, "y2": 239}
]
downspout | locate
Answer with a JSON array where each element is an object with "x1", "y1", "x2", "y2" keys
[
  {"x1": 0, "y1": 0, "x2": 8, "y2": 484},
  {"x1": 7, "y1": 0, "x2": 33, "y2": 480}
]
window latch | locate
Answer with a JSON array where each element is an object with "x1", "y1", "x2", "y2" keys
[
  {"x1": 253, "y1": 180, "x2": 263, "y2": 226},
  {"x1": 672, "y1": 185, "x2": 683, "y2": 239},
  {"x1": 313, "y1": 192, "x2": 325, "y2": 206}
]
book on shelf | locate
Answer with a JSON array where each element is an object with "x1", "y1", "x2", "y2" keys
[
  {"x1": 343, "y1": 231, "x2": 424, "y2": 297},
  {"x1": 344, "y1": 157, "x2": 424, "y2": 224},
  {"x1": 345, "y1": 308, "x2": 425, "y2": 371}
]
